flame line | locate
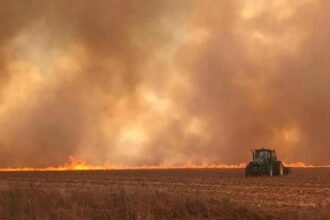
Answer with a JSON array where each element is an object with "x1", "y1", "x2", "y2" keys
[
  {"x1": 283, "y1": 162, "x2": 330, "y2": 168},
  {"x1": 0, "y1": 157, "x2": 329, "y2": 172}
]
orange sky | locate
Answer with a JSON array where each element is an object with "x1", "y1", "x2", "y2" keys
[{"x1": 0, "y1": 0, "x2": 329, "y2": 168}]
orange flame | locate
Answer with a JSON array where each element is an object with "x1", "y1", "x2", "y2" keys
[
  {"x1": 0, "y1": 156, "x2": 104, "y2": 172},
  {"x1": 0, "y1": 156, "x2": 246, "y2": 171},
  {"x1": 283, "y1": 162, "x2": 330, "y2": 168},
  {"x1": 0, "y1": 157, "x2": 329, "y2": 172}
]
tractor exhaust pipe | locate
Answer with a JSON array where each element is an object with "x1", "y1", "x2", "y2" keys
[{"x1": 251, "y1": 150, "x2": 255, "y2": 160}]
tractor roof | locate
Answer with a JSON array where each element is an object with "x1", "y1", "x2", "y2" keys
[{"x1": 255, "y1": 148, "x2": 274, "y2": 152}]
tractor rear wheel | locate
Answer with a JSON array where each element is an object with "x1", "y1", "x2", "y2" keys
[
  {"x1": 268, "y1": 166, "x2": 273, "y2": 176},
  {"x1": 273, "y1": 162, "x2": 284, "y2": 176},
  {"x1": 245, "y1": 167, "x2": 251, "y2": 177},
  {"x1": 279, "y1": 164, "x2": 284, "y2": 176}
]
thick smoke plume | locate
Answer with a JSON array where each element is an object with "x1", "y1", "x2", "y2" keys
[{"x1": 0, "y1": 0, "x2": 329, "y2": 167}]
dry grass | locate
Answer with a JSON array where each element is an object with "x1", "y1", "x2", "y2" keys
[
  {"x1": 0, "y1": 184, "x2": 266, "y2": 220},
  {"x1": 0, "y1": 169, "x2": 329, "y2": 219}
]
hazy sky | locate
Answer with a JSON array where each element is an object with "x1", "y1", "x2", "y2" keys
[{"x1": 0, "y1": 0, "x2": 329, "y2": 167}]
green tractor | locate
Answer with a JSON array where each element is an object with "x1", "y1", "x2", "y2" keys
[{"x1": 245, "y1": 148, "x2": 291, "y2": 177}]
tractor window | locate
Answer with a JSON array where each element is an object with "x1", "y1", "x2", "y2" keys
[
  {"x1": 256, "y1": 151, "x2": 269, "y2": 159},
  {"x1": 272, "y1": 152, "x2": 277, "y2": 160}
]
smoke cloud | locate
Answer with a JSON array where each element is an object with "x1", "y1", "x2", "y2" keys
[{"x1": 0, "y1": 0, "x2": 329, "y2": 167}]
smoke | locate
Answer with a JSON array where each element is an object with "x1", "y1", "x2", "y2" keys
[
  {"x1": 175, "y1": 0, "x2": 329, "y2": 164},
  {"x1": 0, "y1": 0, "x2": 328, "y2": 167}
]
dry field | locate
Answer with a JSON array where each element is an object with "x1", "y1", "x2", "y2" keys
[{"x1": 0, "y1": 168, "x2": 329, "y2": 219}]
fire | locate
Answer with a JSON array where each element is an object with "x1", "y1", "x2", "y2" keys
[
  {"x1": 0, "y1": 157, "x2": 329, "y2": 172},
  {"x1": 283, "y1": 162, "x2": 330, "y2": 168},
  {"x1": 0, "y1": 156, "x2": 246, "y2": 171}
]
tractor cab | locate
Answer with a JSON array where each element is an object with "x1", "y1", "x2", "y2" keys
[{"x1": 253, "y1": 148, "x2": 277, "y2": 161}]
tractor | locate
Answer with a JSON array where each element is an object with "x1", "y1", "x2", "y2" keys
[{"x1": 245, "y1": 148, "x2": 291, "y2": 177}]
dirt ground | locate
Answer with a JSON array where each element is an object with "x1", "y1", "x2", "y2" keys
[{"x1": 0, "y1": 168, "x2": 329, "y2": 219}]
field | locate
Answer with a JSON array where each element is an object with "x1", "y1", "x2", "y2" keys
[{"x1": 0, "y1": 168, "x2": 329, "y2": 219}]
